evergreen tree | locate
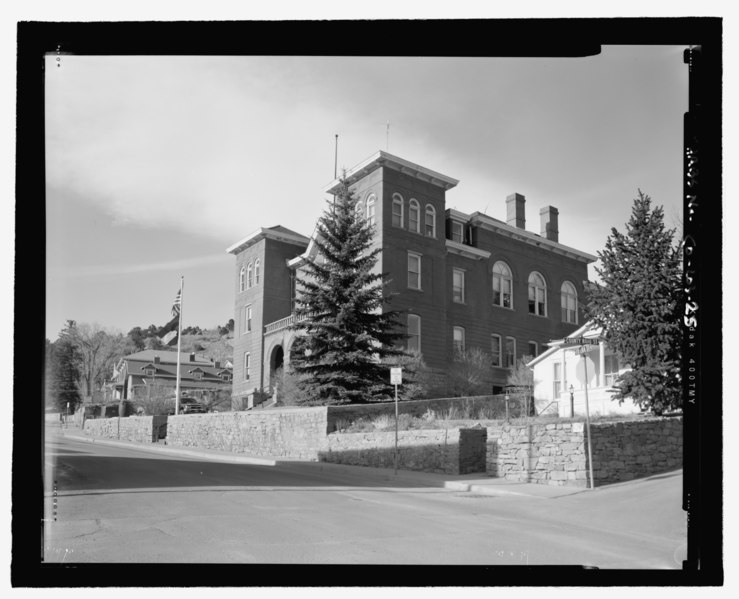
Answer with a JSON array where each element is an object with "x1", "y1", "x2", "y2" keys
[
  {"x1": 52, "y1": 322, "x2": 82, "y2": 413},
  {"x1": 584, "y1": 191, "x2": 683, "y2": 414},
  {"x1": 290, "y1": 180, "x2": 405, "y2": 404},
  {"x1": 44, "y1": 339, "x2": 56, "y2": 409}
]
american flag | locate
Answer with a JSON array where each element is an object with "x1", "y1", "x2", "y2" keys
[{"x1": 172, "y1": 289, "x2": 182, "y2": 318}]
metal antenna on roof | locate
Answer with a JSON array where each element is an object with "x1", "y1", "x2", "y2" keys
[
  {"x1": 386, "y1": 122, "x2": 390, "y2": 151},
  {"x1": 334, "y1": 134, "x2": 338, "y2": 179}
]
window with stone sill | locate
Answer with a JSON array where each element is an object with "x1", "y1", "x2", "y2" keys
[
  {"x1": 491, "y1": 334, "x2": 502, "y2": 367},
  {"x1": 408, "y1": 252, "x2": 422, "y2": 290},
  {"x1": 493, "y1": 261, "x2": 513, "y2": 309},
  {"x1": 452, "y1": 268, "x2": 465, "y2": 303},
  {"x1": 528, "y1": 271, "x2": 547, "y2": 316},
  {"x1": 561, "y1": 280, "x2": 578, "y2": 324}
]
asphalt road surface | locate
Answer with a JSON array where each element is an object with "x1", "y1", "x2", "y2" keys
[{"x1": 43, "y1": 433, "x2": 686, "y2": 569}]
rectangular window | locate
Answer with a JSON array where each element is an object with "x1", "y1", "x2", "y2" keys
[
  {"x1": 453, "y1": 326, "x2": 465, "y2": 355},
  {"x1": 239, "y1": 305, "x2": 247, "y2": 335},
  {"x1": 491, "y1": 334, "x2": 502, "y2": 367},
  {"x1": 505, "y1": 336, "x2": 516, "y2": 368},
  {"x1": 451, "y1": 221, "x2": 464, "y2": 243},
  {"x1": 247, "y1": 306, "x2": 253, "y2": 332},
  {"x1": 604, "y1": 354, "x2": 620, "y2": 387},
  {"x1": 408, "y1": 252, "x2": 421, "y2": 290},
  {"x1": 407, "y1": 314, "x2": 421, "y2": 352},
  {"x1": 243, "y1": 353, "x2": 251, "y2": 381},
  {"x1": 528, "y1": 341, "x2": 538, "y2": 357},
  {"x1": 452, "y1": 268, "x2": 465, "y2": 303},
  {"x1": 553, "y1": 362, "x2": 561, "y2": 398}
]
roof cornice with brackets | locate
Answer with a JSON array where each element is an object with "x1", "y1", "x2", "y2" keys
[{"x1": 322, "y1": 151, "x2": 459, "y2": 194}]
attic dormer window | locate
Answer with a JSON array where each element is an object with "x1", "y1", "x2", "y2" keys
[
  {"x1": 221, "y1": 372, "x2": 232, "y2": 382},
  {"x1": 193, "y1": 372, "x2": 203, "y2": 381},
  {"x1": 143, "y1": 367, "x2": 156, "y2": 377},
  {"x1": 451, "y1": 221, "x2": 464, "y2": 243}
]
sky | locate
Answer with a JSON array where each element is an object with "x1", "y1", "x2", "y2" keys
[{"x1": 43, "y1": 45, "x2": 689, "y2": 341}]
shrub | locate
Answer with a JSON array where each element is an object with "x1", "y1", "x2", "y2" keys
[
  {"x1": 271, "y1": 366, "x2": 308, "y2": 406},
  {"x1": 444, "y1": 348, "x2": 493, "y2": 397}
]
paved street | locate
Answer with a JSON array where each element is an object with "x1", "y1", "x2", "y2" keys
[{"x1": 43, "y1": 431, "x2": 686, "y2": 568}]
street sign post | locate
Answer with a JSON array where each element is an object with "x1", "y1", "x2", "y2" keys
[
  {"x1": 390, "y1": 368, "x2": 402, "y2": 475},
  {"x1": 580, "y1": 352, "x2": 595, "y2": 489}
]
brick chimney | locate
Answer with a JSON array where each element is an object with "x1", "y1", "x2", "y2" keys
[
  {"x1": 540, "y1": 206, "x2": 559, "y2": 242},
  {"x1": 506, "y1": 193, "x2": 526, "y2": 229},
  {"x1": 214, "y1": 361, "x2": 221, "y2": 369},
  {"x1": 154, "y1": 355, "x2": 160, "y2": 364},
  {"x1": 189, "y1": 352, "x2": 195, "y2": 362}
]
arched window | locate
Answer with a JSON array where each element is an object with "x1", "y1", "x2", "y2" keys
[
  {"x1": 254, "y1": 259, "x2": 260, "y2": 285},
  {"x1": 409, "y1": 199, "x2": 420, "y2": 233},
  {"x1": 561, "y1": 281, "x2": 578, "y2": 324},
  {"x1": 392, "y1": 193, "x2": 404, "y2": 228},
  {"x1": 366, "y1": 194, "x2": 376, "y2": 227},
  {"x1": 528, "y1": 272, "x2": 547, "y2": 316},
  {"x1": 239, "y1": 266, "x2": 246, "y2": 292},
  {"x1": 424, "y1": 204, "x2": 436, "y2": 237},
  {"x1": 492, "y1": 261, "x2": 513, "y2": 308},
  {"x1": 355, "y1": 201, "x2": 364, "y2": 221},
  {"x1": 247, "y1": 262, "x2": 253, "y2": 289}
]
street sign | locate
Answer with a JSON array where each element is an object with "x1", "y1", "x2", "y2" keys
[
  {"x1": 390, "y1": 367, "x2": 402, "y2": 385},
  {"x1": 563, "y1": 337, "x2": 601, "y2": 346},
  {"x1": 575, "y1": 345, "x2": 591, "y2": 355}
]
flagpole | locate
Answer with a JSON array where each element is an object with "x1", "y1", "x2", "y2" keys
[{"x1": 174, "y1": 276, "x2": 184, "y2": 416}]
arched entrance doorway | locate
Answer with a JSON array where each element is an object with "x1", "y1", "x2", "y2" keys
[{"x1": 269, "y1": 344, "x2": 284, "y2": 387}]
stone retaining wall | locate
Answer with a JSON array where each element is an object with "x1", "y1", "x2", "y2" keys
[
  {"x1": 589, "y1": 418, "x2": 683, "y2": 484},
  {"x1": 486, "y1": 417, "x2": 682, "y2": 487},
  {"x1": 84, "y1": 415, "x2": 168, "y2": 443},
  {"x1": 486, "y1": 422, "x2": 588, "y2": 486},
  {"x1": 164, "y1": 407, "x2": 329, "y2": 460},
  {"x1": 321, "y1": 427, "x2": 487, "y2": 474}
]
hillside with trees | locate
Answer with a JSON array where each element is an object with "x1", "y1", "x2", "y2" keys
[{"x1": 45, "y1": 318, "x2": 235, "y2": 412}]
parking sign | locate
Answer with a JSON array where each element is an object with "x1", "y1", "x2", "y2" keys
[{"x1": 390, "y1": 367, "x2": 402, "y2": 385}]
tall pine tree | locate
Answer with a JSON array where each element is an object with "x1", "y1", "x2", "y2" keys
[
  {"x1": 585, "y1": 191, "x2": 683, "y2": 414},
  {"x1": 52, "y1": 321, "x2": 82, "y2": 413},
  {"x1": 290, "y1": 179, "x2": 405, "y2": 405}
]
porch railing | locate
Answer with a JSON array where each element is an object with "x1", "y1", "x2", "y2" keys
[{"x1": 264, "y1": 313, "x2": 307, "y2": 335}]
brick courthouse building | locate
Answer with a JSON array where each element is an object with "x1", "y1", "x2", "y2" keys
[{"x1": 227, "y1": 151, "x2": 596, "y2": 408}]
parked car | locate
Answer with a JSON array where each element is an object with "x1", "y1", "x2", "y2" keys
[{"x1": 168, "y1": 397, "x2": 206, "y2": 415}]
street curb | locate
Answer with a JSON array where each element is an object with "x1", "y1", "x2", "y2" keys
[
  {"x1": 443, "y1": 481, "x2": 534, "y2": 497},
  {"x1": 443, "y1": 480, "x2": 588, "y2": 498},
  {"x1": 59, "y1": 432, "x2": 278, "y2": 466}
]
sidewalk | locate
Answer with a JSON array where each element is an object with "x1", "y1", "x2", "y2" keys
[{"x1": 57, "y1": 428, "x2": 586, "y2": 499}]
